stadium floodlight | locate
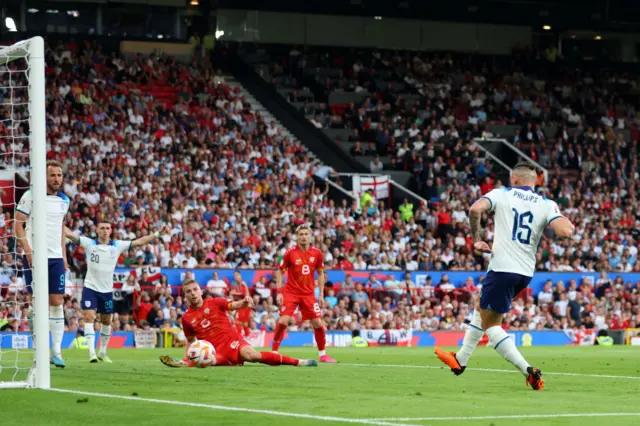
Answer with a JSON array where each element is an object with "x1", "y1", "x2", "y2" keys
[{"x1": 0, "y1": 37, "x2": 50, "y2": 389}]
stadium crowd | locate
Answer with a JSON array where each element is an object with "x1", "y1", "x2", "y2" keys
[{"x1": 0, "y1": 40, "x2": 638, "y2": 341}]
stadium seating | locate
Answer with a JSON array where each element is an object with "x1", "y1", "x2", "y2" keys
[{"x1": 0, "y1": 40, "x2": 638, "y2": 337}]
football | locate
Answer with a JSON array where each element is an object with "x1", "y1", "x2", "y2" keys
[{"x1": 186, "y1": 340, "x2": 216, "y2": 368}]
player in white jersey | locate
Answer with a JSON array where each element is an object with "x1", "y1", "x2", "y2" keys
[
  {"x1": 435, "y1": 162, "x2": 575, "y2": 390},
  {"x1": 65, "y1": 222, "x2": 170, "y2": 362},
  {"x1": 15, "y1": 160, "x2": 70, "y2": 368}
]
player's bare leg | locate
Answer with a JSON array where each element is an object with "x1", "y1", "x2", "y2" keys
[
  {"x1": 83, "y1": 309, "x2": 98, "y2": 362},
  {"x1": 97, "y1": 313, "x2": 113, "y2": 363},
  {"x1": 481, "y1": 309, "x2": 544, "y2": 390},
  {"x1": 240, "y1": 346, "x2": 317, "y2": 367},
  {"x1": 272, "y1": 315, "x2": 290, "y2": 353},
  {"x1": 49, "y1": 293, "x2": 66, "y2": 368},
  {"x1": 311, "y1": 318, "x2": 336, "y2": 363},
  {"x1": 435, "y1": 299, "x2": 482, "y2": 375}
]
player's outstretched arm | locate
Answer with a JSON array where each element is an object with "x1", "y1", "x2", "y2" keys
[
  {"x1": 229, "y1": 297, "x2": 254, "y2": 311},
  {"x1": 549, "y1": 216, "x2": 575, "y2": 238},
  {"x1": 64, "y1": 226, "x2": 80, "y2": 244},
  {"x1": 131, "y1": 225, "x2": 170, "y2": 248}
]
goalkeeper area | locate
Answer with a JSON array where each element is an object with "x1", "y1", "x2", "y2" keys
[{"x1": 1, "y1": 346, "x2": 639, "y2": 426}]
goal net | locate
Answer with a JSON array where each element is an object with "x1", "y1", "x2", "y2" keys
[{"x1": 0, "y1": 37, "x2": 50, "y2": 389}]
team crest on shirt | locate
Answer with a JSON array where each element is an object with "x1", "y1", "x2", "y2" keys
[
  {"x1": 310, "y1": 257, "x2": 315, "y2": 263},
  {"x1": 204, "y1": 308, "x2": 210, "y2": 314}
]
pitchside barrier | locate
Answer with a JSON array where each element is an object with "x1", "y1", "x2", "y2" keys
[
  {"x1": 7, "y1": 329, "x2": 636, "y2": 350},
  {"x1": 110, "y1": 268, "x2": 640, "y2": 296}
]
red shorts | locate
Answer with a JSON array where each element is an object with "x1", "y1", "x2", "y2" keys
[
  {"x1": 236, "y1": 307, "x2": 252, "y2": 323},
  {"x1": 209, "y1": 335, "x2": 251, "y2": 366},
  {"x1": 280, "y1": 292, "x2": 321, "y2": 320}
]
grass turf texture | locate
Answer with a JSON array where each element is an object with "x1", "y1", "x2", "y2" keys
[{"x1": 1, "y1": 346, "x2": 639, "y2": 426}]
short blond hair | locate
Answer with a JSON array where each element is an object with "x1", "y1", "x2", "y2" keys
[{"x1": 295, "y1": 224, "x2": 312, "y2": 234}]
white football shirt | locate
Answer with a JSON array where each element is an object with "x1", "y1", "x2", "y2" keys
[
  {"x1": 80, "y1": 237, "x2": 131, "y2": 293},
  {"x1": 17, "y1": 190, "x2": 70, "y2": 259},
  {"x1": 482, "y1": 186, "x2": 562, "y2": 277}
]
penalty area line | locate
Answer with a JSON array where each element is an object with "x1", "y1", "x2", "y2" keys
[
  {"x1": 48, "y1": 388, "x2": 414, "y2": 426},
  {"x1": 337, "y1": 363, "x2": 640, "y2": 380},
  {"x1": 364, "y1": 412, "x2": 640, "y2": 422}
]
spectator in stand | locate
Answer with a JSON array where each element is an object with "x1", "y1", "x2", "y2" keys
[{"x1": 206, "y1": 272, "x2": 227, "y2": 297}]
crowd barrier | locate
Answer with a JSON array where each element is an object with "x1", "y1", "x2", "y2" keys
[
  {"x1": 113, "y1": 267, "x2": 640, "y2": 297},
  {"x1": 0, "y1": 329, "x2": 583, "y2": 349}
]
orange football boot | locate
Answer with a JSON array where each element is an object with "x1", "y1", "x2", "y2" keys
[
  {"x1": 526, "y1": 367, "x2": 545, "y2": 390},
  {"x1": 434, "y1": 347, "x2": 466, "y2": 376}
]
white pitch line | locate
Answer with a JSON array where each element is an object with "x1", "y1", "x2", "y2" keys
[
  {"x1": 338, "y1": 363, "x2": 640, "y2": 380},
  {"x1": 365, "y1": 413, "x2": 640, "y2": 422},
  {"x1": 48, "y1": 388, "x2": 414, "y2": 426}
]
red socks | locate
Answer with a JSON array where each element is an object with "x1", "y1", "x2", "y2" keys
[
  {"x1": 260, "y1": 351, "x2": 299, "y2": 366},
  {"x1": 314, "y1": 326, "x2": 326, "y2": 352},
  {"x1": 272, "y1": 322, "x2": 287, "y2": 352},
  {"x1": 243, "y1": 325, "x2": 251, "y2": 337}
]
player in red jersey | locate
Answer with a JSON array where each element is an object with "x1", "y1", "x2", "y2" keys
[
  {"x1": 272, "y1": 224, "x2": 336, "y2": 363},
  {"x1": 159, "y1": 279, "x2": 317, "y2": 368},
  {"x1": 230, "y1": 270, "x2": 251, "y2": 337}
]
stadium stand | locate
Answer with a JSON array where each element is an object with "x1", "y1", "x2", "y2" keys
[{"x1": 0, "y1": 39, "x2": 638, "y2": 339}]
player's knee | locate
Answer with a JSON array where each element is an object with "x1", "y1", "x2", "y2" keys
[
  {"x1": 100, "y1": 316, "x2": 112, "y2": 326},
  {"x1": 277, "y1": 316, "x2": 289, "y2": 325},
  {"x1": 310, "y1": 319, "x2": 323, "y2": 329},
  {"x1": 49, "y1": 294, "x2": 64, "y2": 306}
]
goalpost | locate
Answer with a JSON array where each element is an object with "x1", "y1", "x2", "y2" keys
[{"x1": 0, "y1": 36, "x2": 50, "y2": 389}]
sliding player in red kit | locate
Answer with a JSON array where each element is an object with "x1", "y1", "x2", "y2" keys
[
  {"x1": 159, "y1": 279, "x2": 317, "y2": 368},
  {"x1": 272, "y1": 224, "x2": 336, "y2": 363}
]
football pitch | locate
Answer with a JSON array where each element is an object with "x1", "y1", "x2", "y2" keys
[{"x1": 2, "y1": 346, "x2": 639, "y2": 425}]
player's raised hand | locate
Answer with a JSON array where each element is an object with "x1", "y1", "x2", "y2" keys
[
  {"x1": 242, "y1": 296, "x2": 254, "y2": 308},
  {"x1": 473, "y1": 241, "x2": 492, "y2": 254},
  {"x1": 276, "y1": 293, "x2": 284, "y2": 306},
  {"x1": 160, "y1": 225, "x2": 171, "y2": 235}
]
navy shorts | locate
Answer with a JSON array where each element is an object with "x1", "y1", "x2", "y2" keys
[
  {"x1": 480, "y1": 271, "x2": 532, "y2": 314},
  {"x1": 82, "y1": 287, "x2": 114, "y2": 314},
  {"x1": 24, "y1": 257, "x2": 66, "y2": 295}
]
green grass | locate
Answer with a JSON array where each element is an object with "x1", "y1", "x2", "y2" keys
[{"x1": 1, "y1": 346, "x2": 640, "y2": 426}]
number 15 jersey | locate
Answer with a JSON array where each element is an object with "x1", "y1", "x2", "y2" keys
[{"x1": 482, "y1": 186, "x2": 563, "y2": 277}]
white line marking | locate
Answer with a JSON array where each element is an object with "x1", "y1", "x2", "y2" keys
[
  {"x1": 47, "y1": 388, "x2": 413, "y2": 426},
  {"x1": 365, "y1": 413, "x2": 640, "y2": 422},
  {"x1": 338, "y1": 363, "x2": 640, "y2": 380}
]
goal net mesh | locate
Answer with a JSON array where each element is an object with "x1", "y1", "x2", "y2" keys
[{"x1": 0, "y1": 38, "x2": 40, "y2": 387}]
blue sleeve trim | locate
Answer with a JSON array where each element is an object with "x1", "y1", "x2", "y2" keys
[
  {"x1": 547, "y1": 216, "x2": 563, "y2": 225},
  {"x1": 57, "y1": 192, "x2": 70, "y2": 202},
  {"x1": 16, "y1": 208, "x2": 30, "y2": 216},
  {"x1": 481, "y1": 196, "x2": 493, "y2": 210}
]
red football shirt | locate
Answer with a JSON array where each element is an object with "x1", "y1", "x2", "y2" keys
[
  {"x1": 279, "y1": 245, "x2": 324, "y2": 295},
  {"x1": 181, "y1": 298, "x2": 238, "y2": 346}
]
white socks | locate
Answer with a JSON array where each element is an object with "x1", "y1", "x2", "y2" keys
[
  {"x1": 456, "y1": 310, "x2": 484, "y2": 366},
  {"x1": 49, "y1": 305, "x2": 65, "y2": 357},
  {"x1": 99, "y1": 325, "x2": 111, "y2": 355},
  {"x1": 85, "y1": 323, "x2": 96, "y2": 356},
  {"x1": 319, "y1": 350, "x2": 326, "y2": 357},
  {"x1": 485, "y1": 325, "x2": 530, "y2": 376}
]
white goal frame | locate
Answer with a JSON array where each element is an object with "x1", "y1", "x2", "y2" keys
[{"x1": 0, "y1": 36, "x2": 50, "y2": 389}]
